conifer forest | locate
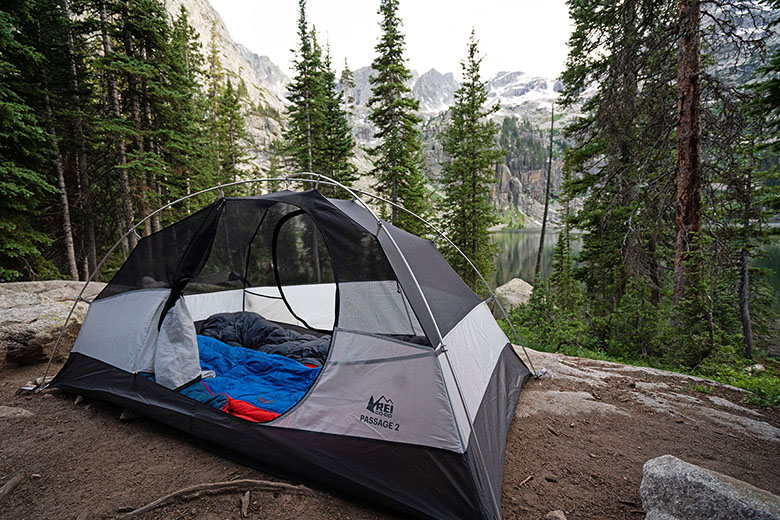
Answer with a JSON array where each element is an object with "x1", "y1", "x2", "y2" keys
[{"x1": 1, "y1": 0, "x2": 779, "y2": 400}]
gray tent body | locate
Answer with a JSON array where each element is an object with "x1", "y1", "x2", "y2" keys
[{"x1": 52, "y1": 190, "x2": 530, "y2": 520}]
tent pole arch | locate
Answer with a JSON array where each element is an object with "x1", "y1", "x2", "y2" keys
[{"x1": 37, "y1": 174, "x2": 507, "y2": 520}]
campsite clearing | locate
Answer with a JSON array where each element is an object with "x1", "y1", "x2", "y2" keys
[{"x1": 1, "y1": 348, "x2": 778, "y2": 520}]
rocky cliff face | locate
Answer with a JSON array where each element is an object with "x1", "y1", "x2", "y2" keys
[
  {"x1": 413, "y1": 69, "x2": 458, "y2": 113},
  {"x1": 172, "y1": 0, "x2": 571, "y2": 222},
  {"x1": 165, "y1": 0, "x2": 289, "y2": 171},
  {"x1": 343, "y1": 63, "x2": 571, "y2": 225}
]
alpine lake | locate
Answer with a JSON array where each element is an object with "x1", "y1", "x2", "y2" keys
[{"x1": 490, "y1": 229, "x2": 780, "y2": 311}]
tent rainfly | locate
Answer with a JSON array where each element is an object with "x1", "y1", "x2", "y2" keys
[{"x1": 50, "y1": 183, "x2": 532, "y2": 520}]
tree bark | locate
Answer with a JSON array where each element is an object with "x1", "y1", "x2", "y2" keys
[
  {"x1": 230, "y1": 122, "x2": 237, "y2": 183},
  {"x1": 142, "y1": 74, "x2": 162, "y2": 234},
  {"x1": 45, "y1": 94, "x2": 79, "y2": 281},
  {"x1": 100, "y1": 0, "x2": 136, "y2": 255},
  {"x1": 534, "y1": 104, "x2": 555, "y2": 281},
  {"x1": 62, "y1": 0, "x2": 96, "y2": 277},
  {"x1": 739, "y1": 168, "x2": 754, "y2": 358},
  {"x1": 123, "y1": 5, "x2": 150, "y2": 237},
  {"x1": 673, "y1": 0, "x2": 702, "y2": 305},
  {"x1": 35, "y1": 19, "x2": 77, "y2": 280}
]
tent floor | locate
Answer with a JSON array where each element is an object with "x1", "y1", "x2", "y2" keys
[{"x1": 3, "y1": 357, "x2": 778, "y2": 520}]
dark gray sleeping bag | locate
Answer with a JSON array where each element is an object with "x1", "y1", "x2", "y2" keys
[{"x1": 199, "y1": 312, "x2": 330, "y2": 366}]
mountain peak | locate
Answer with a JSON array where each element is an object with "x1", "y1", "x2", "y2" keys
[{"x1": 413, "y1": 69, "x2": 459, "y2": 113}]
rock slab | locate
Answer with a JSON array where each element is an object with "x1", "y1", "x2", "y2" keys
[
  {"x1": 640, "y1": 455, "x2": 780, "y2": 520},
  {"x1": 495, "y1": 277, "x2": 533, "y2": 311},
  {"x1": 0, "y1": 406, "x2": 33, "y2": 419},
  {"x1": 0, "y1": 281, "x2": 105, "y2": 366}
]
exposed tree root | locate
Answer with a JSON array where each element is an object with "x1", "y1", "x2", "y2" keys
[{"x1": 116, "y1": 479, "x2": 313, "y2": 519}]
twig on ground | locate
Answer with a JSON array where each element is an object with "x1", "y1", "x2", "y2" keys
[
  {"x1": 116, "y1": 479, "x2": 313, "y2": 519},
  {"x1": 240, "y1": 490, "x2": 250, "y2": 518},
  {"x1": 518, "y1": 475, "x2": 533, "y2": 487},
  {"x1": 0, "y1": 473, "x2": 24, "y2": 502}
]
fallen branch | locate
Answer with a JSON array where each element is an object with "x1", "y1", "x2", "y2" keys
[
  {"x1": 117, "y1": 479, "x2": 313, "y2": 519},
  {"x1": 518, "y1": 475, "x2": 533, "y2": 487},
  {"x1": 0, "y1": 473, "x2": 24, "y2": 502}
]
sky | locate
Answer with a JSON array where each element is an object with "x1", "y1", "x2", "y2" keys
[{"x1": 209, "y1": 0, "x2": 573, "y2": 81}]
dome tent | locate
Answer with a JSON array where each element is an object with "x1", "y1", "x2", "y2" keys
[{"x1": 49, "y1": 177, "x2": 533, "y2": 520}]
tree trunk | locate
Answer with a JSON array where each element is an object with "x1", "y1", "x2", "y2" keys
[
  {"x1": 230, "y1": 123, "x2": 237, "y2": 183},
  {"x1": 35, "y1": 18, "x2": 77, "y2": 280},
  {"x1": 45, "y1": 94, "x2": 79, "y2": 280},
  {"x1": 648, "y1": 233, "x2": 661, "y2": 306},
  {"x1": 739, "y1": 169, "x2": 754, "y2": 358},
  {"x1": 142, "y1": 76, "x2": 162, "y2": 234},
  {"x1": 673, "y1": 0, "x2": 702, "y2": 305},
  {"x1": 123, "y1": 6, "x2": 150, "y2": 237},
  {"x1": 100, "y1": 0, "x2": 136, "y2": 255},
  {"x1": 391, "y1": 177, "x2": 397, "y2": 224},
  {"x1": 305, "y1": 99, "x2": 313, "y2": 172},
  {"x1": 534, "y1": 104, "x2": 555, "y2": 281},
  {"x1": 62, "y1": 0, "x2": 96, "y2": 276}
]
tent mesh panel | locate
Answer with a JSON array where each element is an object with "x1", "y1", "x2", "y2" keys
[{"x1": 97, "y1": 191, "x2": 426, "y2": 339}]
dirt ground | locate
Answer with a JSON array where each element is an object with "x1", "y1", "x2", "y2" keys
[{"x1": 1, "y1": 348, "x2": 779, "y2": 520}]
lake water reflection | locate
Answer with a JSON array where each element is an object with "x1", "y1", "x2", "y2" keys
[
  {"x1": 490, "y1": 230, "x2": 582, "y2": 287},
  {"x1": 490, "y1": 230, "x2": 779, "y2": 310}
]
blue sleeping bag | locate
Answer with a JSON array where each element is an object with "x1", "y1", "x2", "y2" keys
[{"x1": 197, "y1": 335, "x2": 321, "y2": 415}]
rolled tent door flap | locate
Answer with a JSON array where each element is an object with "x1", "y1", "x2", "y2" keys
[{"x1": 154, "y1": 298, "x2": 201, "y2": 390}]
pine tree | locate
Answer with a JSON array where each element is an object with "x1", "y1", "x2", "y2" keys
[
  {"x1": 155, "y1": 5, "x2": 211, "y2": 224},
  {"x1": 317, "y1": 46, "x2": 357, "y2": 197},
  {"x1": 368, "y1": 0, "x2": 428, "y2": 235},
  {"x1": 284, "y1": 0, "x2": 324, "y2": 173},
  {"x1": 559, "y1": 0, "x2": 776, "y2": 362},
  {"x1": 561, "y1": 0, "x2": 677, "y2": 311},
  {"x1": 0, "y1": 1, "x2": 57, "y2": 280},
  {"x1": 119, "y1": 0, "x2": 177, "y2": 236},
  {"x1": 438, "y1": 30, "x2": 502, "y2": 291},
  {"x1": 204, "y1": 20, "x2": 225, "y2": 181},
  {"x1": 35, "y1": 4, "x2": 79, "y2": 280},
  {"x1": 61, "y1": 0, "x2": 98, "y2": 276},
  {"x1": 340, "y1": 58, "x2": 355, "y2": 119},
  {"x1": 283, "y1": 3, "x2": 355, "y2": 194},
  {"x1": 216, "y1": 77, "x2": 250, "y2": 183},
  {"x1": 96, "y1": 0, "x2": 137, "y2": 255},
  {"x1": 550, "y1": 165, "x2": 581, "y2": 314}
]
